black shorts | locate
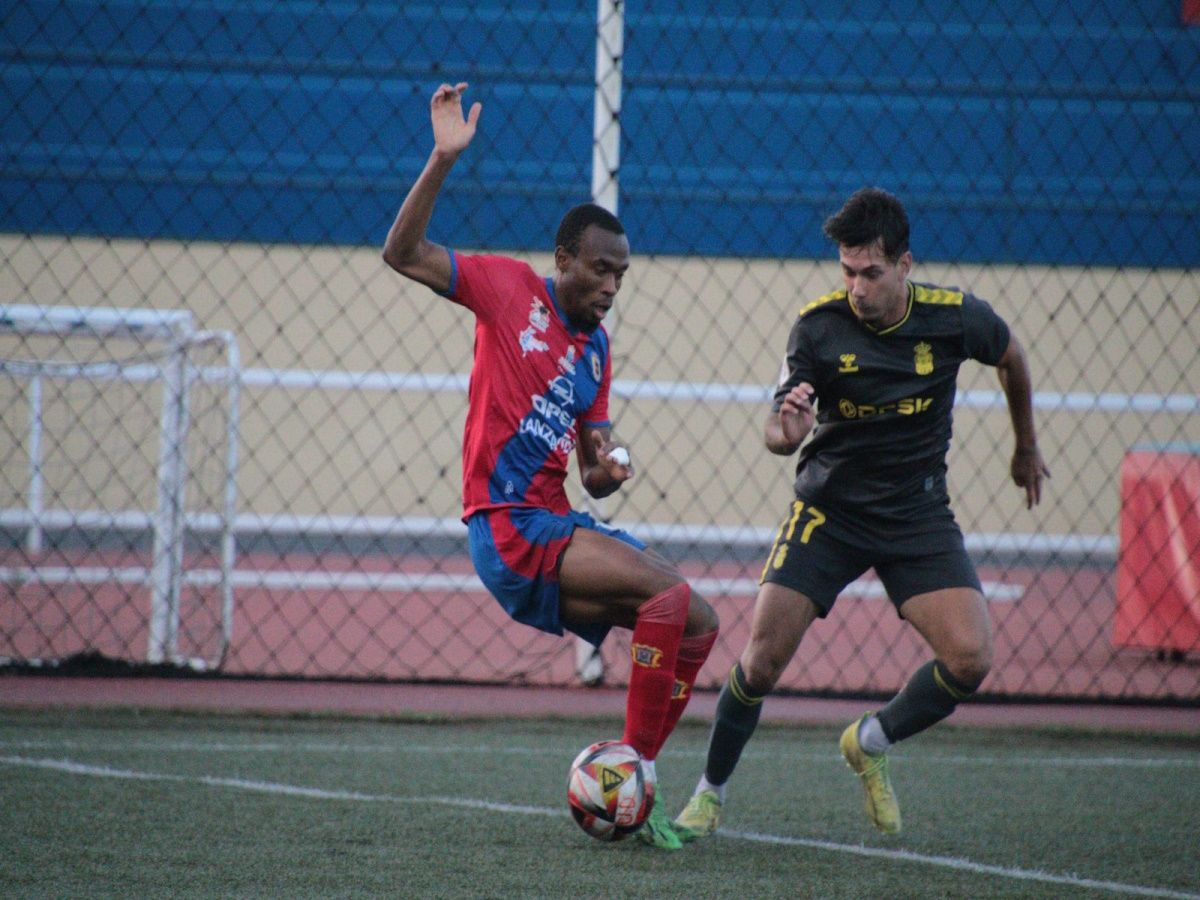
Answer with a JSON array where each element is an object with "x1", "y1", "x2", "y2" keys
[{"x1": 758, "y1": 497, "x2": 981, "y2": 616}]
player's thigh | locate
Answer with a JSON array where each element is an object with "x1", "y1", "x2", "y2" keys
[
  {"x1": 878, "y1": 542, "x2": 991, "y2": 676},
  {"x1": 899, "y1": 587, "x2": 993, "y2": 679},
  {"x1": 759, "y1": 498, "x2": 868, "y2": 614},
  {"x1": 740, "y1": 581, "x2": 821, "y2": 692},
  {"x1": 559, "y1": 526, "x2": 683, "y2": 626}
]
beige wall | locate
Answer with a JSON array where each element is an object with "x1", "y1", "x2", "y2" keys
[{"x1": 4, "y1": 235, "x2": 1197, "y2": 541}]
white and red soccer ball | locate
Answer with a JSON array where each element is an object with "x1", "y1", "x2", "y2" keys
[{"x1": 566, "y1": 740, "x2": 655, "y2": 841}]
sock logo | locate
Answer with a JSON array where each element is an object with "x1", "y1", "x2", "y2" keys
[
  {"x1": 631, "y1": 643, "x2": 663, "y2": 668},
  {"x1": 671, "y1": 678, "x2": 688, "y2": 700}
]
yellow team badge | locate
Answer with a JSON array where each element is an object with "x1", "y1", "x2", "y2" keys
[
  {"x1": 838, "y1": 353, "x2": 859, "y2": 373},
  {"x1": 914, "y1": 341, "x2": 934, "y2": 375},
  {"x1": 631, "y1": 643, "x2": 663, "y2": 668}
]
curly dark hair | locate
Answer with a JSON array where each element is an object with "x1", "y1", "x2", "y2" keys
[{"x1": 822, "y1": 187, "x2": 910, "y2": 263}]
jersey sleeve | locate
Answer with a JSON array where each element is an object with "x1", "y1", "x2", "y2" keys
[
  {"x1": 771, "y1": 314, "x2": 817, "y2": 411},
  {"x1": 961, "y1": 294, "x2": 1011, "y2": 366},
  {"x1": 444, "y1": 252, "x2": 526, "y2": 322},
  {"x1": 581, "y1": 330, "x2": 612, "y2": 429}
]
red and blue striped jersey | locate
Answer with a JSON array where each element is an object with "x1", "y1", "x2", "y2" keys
[{"x1": 446, "y1": 251, "x2": 612, "y2": 518}]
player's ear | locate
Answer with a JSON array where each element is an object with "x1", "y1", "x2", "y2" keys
[{"x1": 554, "y1": 245, "x2": 571, "y2": 273}]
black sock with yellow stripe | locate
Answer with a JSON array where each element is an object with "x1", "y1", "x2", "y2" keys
[
  {"x1": 704, "y1": 663, "x2": 765, "y2": 786},
  {"x1": 876, "y1": 659, "x2": 980, "y2": 743}
]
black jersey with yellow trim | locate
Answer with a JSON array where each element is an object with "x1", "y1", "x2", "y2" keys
[{"x1": 772, "y1": 281, "x2": 1010, "y2": 520}]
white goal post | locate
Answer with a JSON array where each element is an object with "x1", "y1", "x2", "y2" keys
[{"x1": 0, "y1": 304, "x2": 240, "y2": 668}]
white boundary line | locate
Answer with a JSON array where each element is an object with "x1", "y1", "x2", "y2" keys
[
  {"x1": 721, "y1": 828, "x2": 1200, "y2": 899},
  {"x1": 0, "y1": 565, "x2": 1027, "y2": 602},
  {"x1": 232, "y1": 365, "x2": 1200, "y2": 415},
  {"x1": 3, "y1": 740, "x2": 1197, "y2": 770},
  {"x1": 0, "y1": 508, "x2": 1118, "y2": 560},
  {"x1": 2, "y1": 755, "x2": 1196, "y2": 899}
]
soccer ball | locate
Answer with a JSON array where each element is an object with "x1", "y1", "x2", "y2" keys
[{"x1": 566, "y1": 740, "x2": 655, "y2": 841}]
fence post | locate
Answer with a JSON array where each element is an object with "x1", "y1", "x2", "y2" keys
[
  {"x1": 592, "y1": 0, "x2": 623, "y2": 215},
  {"x1": 26, "y1": 374, "x2": 43, "y2": 555},
  {"x1": 148, "y1": 326, "x2": 192, "y2": 664}
]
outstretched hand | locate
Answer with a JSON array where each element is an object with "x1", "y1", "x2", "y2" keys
[
  {"x1": 431, "y1": 82, "x2": 482, "y2": 156},
  {"x1": 1011, "y1": 447, "x2": 1050, "y2": 509}
]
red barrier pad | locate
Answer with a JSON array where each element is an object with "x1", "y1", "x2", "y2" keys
[{"x1": 1114, "y1": 448, "x2": 1200, "y2": 652}]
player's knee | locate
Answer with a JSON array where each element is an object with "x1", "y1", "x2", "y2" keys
[
  {"x1": 739, "y1": 648, "x2": 784, "y2": 695},
  {"x1": 685, "y1": 588, "x2": 719, "y2": 636},
  {"x1": 944, "y1": 641, "x2": 991, "y2": 689}
]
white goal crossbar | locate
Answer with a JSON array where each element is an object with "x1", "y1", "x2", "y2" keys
[{"x1": 0, "y1": 304, "x2": 240, "y2": 668}]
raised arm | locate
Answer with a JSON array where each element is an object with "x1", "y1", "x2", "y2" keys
[
  {"x1": 382, "y1": 82, "x2": 482, "y2": 293},
  {"x1": 995, "y1": 334, "x2": 1050, "y2": 508}
]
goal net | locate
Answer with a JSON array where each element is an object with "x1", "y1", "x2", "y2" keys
[{"x1": 0, "y1": 305, "x2": 240, "y2": 670}]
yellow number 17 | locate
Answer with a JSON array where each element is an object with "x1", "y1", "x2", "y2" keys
[{"x1": 766, "y1": 500, "x2": 826, "y2": 572}]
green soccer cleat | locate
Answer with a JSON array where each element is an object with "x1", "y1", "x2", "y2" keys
[
  {"x1": 636, "y1": 793, "x2": 684, "y2": 850},
  {"x1": 673, "y1": 788, "x2": 722, "y2": 842},
  {"x1": 839, "y1": 714, "x2": 902, "y2": 835}
]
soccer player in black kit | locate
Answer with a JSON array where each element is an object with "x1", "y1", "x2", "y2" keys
[{"x1": 673, "y1": 187, "x2": 1050, "y2": 839}]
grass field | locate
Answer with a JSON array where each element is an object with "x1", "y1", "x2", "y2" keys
[{"x1": 1, "y1": 708, "x2": 1198, "y2": 899}]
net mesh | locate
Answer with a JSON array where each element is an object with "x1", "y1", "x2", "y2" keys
[
  {"x1": 1, "y1": 1, "x2": 1197, "y2": 699},
  {"x1": 1, "y1": 321, "x2": 237, "y2": 667}
]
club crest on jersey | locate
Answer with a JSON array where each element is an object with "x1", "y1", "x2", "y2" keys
[
  {"x1": 914, "y1": 341, "x2": 934, "y2": 375},
  {"x1": 838, "y1": 353, "x2": 859, "y2": 373},
  {"x1": 590, "y1": 352, "x2": 602, "y2": 382},
  {"x1": 519, "y1": 298, "x2": 551, "y2": 356},
  {"x1": 631, "y1": 643, "x2": 663, "y2": 668},
  {"x1": 671, "y1": 678, "x2": 689, "y2": 700}
]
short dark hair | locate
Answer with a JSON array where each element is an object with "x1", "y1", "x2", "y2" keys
[
  {"x1": 822, "y1": 187, "x2": 910, "y2": 262},
  {"x1": 555, "y1": 203, "x2": 625, "y2": 256}
]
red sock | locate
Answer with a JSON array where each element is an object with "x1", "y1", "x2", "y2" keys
[
  {"x1": 649, "y1": 629, "x2": 718, "y2": 759},
  {"x1": 621, "y1": 583, "x2": 689, "y2": 760}
]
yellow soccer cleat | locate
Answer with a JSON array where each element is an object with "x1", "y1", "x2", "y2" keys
[
  {"x1": 673, "y1": 788, "x2": 722, "y2": 842},
  {"x1": 839, "y1": 714, "x2": 902, "y2": 835}
]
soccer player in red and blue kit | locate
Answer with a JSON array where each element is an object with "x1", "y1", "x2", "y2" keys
[{"x1": 383, "y1": 82, "x2": 719, "y2": 849}]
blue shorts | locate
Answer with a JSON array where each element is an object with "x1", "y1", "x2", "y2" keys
[{"x1": 467, "y1": 506, "x2": 647, "y2": 648}]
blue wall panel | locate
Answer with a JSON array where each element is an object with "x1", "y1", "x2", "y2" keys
[{"x1": 1, "y1": 1, "x2": 1197, "y2": 265}]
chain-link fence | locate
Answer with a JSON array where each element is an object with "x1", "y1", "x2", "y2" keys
[{"x1": 2, "y1": 2, "x2": 1198, "y2": 701}]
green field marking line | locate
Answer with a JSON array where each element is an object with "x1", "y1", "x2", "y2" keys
[{"x1": 3, "y1": 754, "x2": 1197, "y2": 900}]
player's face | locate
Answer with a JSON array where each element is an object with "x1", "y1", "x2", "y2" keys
[
  {"x1": 556, "y1": 225, "x2": 631, "y2": 333},
  {"x1": 839, "y1": 241, "x2": 911, "y2": 330}
]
